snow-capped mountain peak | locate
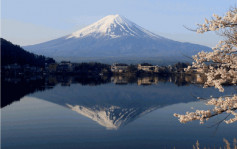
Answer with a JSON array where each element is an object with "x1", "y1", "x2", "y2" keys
[
  {"x1": 66, "y1": 14, "x2": 161, "y2": 39},
  {"x1": 24, "y1": 14, "x2": 212, "y2": 61}
]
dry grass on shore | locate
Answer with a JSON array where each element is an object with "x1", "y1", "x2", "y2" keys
[{"x1": 192, "y1": 138, "x2": 237, "y2": 149}]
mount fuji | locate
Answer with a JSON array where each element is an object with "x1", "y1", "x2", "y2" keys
[{"x1": 24, "y1": 14, "x2": 211, "y2": 63}]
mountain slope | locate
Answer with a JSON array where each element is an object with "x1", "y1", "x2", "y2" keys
[
  {"x1": 24, "y1": 15, "x2": 211, "y2": 62},
  {"x1": 1, "y1": 38, "x2": 55, "y2": 67}
]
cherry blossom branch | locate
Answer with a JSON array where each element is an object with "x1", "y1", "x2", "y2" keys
[
  {"x1": 175, "y1": 7, "x2": 237, "y2": 124},
  {"x1": 174, "y1": 95, "x2": 237, "y2": 124}
]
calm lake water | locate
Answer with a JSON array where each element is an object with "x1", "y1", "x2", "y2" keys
[{"x1": 2, "y1": 75, "x2": 237, "y2": 149}]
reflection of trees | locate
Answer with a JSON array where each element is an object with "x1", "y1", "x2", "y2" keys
[
  {"x1": 47, "y1": 75, "x2": 111, "y2": 86},
  {"x1": 2, "y1": 73, "x2": 206, "y2": 108},
  {"x1": 1, "y1": 77, "x2": 49, "y2": 108},
  {"x1": 111, "y1": 74, "x2": 205, "y2": 86},
  {"x1": 73, "y1": 75, "x2": 111, "y2": 86}
]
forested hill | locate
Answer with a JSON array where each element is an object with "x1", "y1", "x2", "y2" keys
[{"x1": 1, "y1": 38, "x2": 55, "y2": 67}]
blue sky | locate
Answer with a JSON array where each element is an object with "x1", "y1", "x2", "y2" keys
[{"x1": 2, "y1": 0, "x2": 237, "y2": 47}]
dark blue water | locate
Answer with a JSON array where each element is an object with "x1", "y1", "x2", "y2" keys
[{"x1": 2, "y1": 77, "x2": 237, "y2": 149}]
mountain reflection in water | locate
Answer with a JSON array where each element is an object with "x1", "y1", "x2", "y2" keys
[
  {"x1": 2, "y1": 74, "x2": 227, "y2": 130},
  {"x1": 2, "y1": 74, "x2": 236, "y2": 149}
]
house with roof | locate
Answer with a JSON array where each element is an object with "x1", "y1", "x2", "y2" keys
[
  {"x1": 57, "y1": 61, "x2": 73, "y2": 72},
  {"x1": 137, "y1": 63, "x2": 159, "y2": 73},
  {"x1": 111, "y1": 63, "x2": 128, "y2": 73}
]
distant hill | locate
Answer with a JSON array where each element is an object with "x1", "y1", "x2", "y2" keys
[
  {"x1": 24, "y1": 14, "x2": 211, "y2": 64},
  {"x1": 1, "y1": 38, "x2": 55, "y2": 67}
]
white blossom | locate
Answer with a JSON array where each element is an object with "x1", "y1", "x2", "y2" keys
[
  {"x1": 174, "y1": 95, "x2": 237, "y2": 124},
  {"x1": 175, "y1": 8, "x2": 237, "y2": 124}
]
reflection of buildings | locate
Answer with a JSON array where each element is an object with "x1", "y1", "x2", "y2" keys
[
  {"x1": 3, "y1": 73, "x2": 207, "y2": 129},
  {"x1": 195, "y1": 74, "x2": 206, "y2": 84},
  {"x1": 3, "y1": 73, "x2": 207, "y2": 89},
  {"x1": 137, "y1": 77, "x2": 158, "y2": 85},
  {"x1": 66, "y1": 104, "x2": 159, "y2": 130},
  {"x1": 110, "y1": 74, "x2": 206, "y2": 86},
  {"x1": 47, "y1": 76, "x2": 73, "y2": 86},
  {"x1": 111, "y1": 76, "x2": 128, "y2": 84},
  {"x1": 183, "y1": 74, "x2": 206, "y2": 84}
]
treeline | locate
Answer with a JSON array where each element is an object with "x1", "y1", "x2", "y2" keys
[
  {"x1": 74, "y1": 62, "x2": 111, "y2": 74},
  {"x1": 1, "y1": 78, "x2": 48, "y2": 108},
  {"x1": 1, "y1": 38, "x2": 190, "y2": 77},
  {"x1": 47, "y1": 61, "x2": 190, "y2": 76},
  {"x1": 2, "y1": 73, "x2": 203, "y2": 107},
  {"x1": 1, "y1": 38, "x2": 55, "y2": 67}
]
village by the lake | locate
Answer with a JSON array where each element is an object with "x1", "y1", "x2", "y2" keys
[{"x1": 1, "y1": 1, "x2": 237, "y2": 149}]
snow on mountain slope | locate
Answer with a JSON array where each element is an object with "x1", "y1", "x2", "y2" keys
[
  {"x1": 66, "y1": 104, "x2": 159, "y2": 130},
  {"x1": 66, "y1": 14, "x2": 161, "y2": 39},
  {"x1": 24, "y1": 14, "x2": 211, "y2": 63}
]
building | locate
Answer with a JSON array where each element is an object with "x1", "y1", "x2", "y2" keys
[
  {"x1": 48, "y1": 63, "x2": 58, "y2": 73},
  {"x1": 111, "y1": 63, "x2": 128, "y2": 73},
  {"x1": 23, "y1": 64, "x2": 41, "y2": 73},
  {"x1": 3, "y1": 63, "x2": 22, "y2": 75},
  {"x1": 4, "y1": 63, "x2": 21, "y2": 70},
  {"x1": 137, "y1": 63, "x2": 159, "y2": 73},
  {"x1": 57, "y1": 61, "x2": 73, "y2": 72}
]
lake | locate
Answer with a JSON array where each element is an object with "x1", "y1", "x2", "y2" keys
[{"x1": 2, "y1": 75, "x2": 237, "y2": 149}]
